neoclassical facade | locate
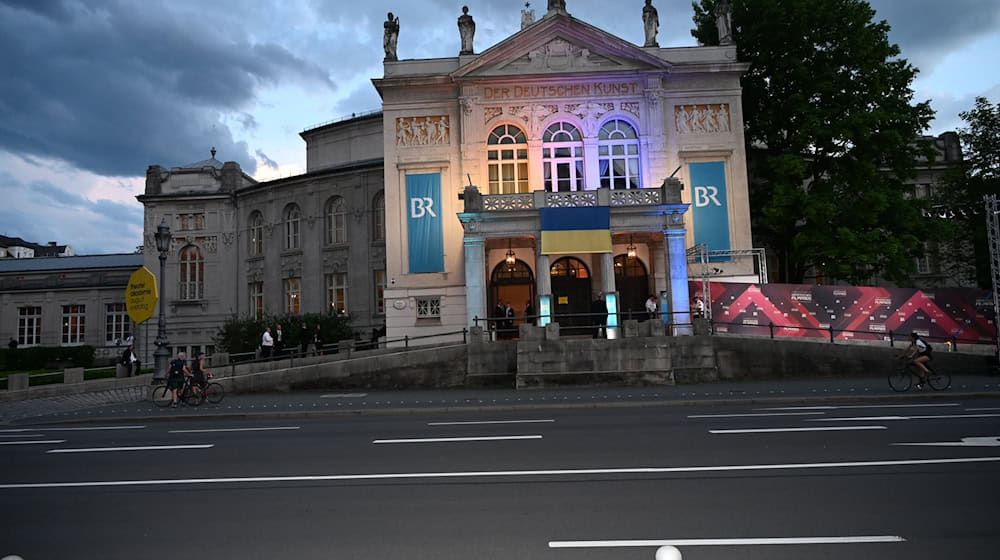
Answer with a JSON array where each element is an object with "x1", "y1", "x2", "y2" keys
[
  {"x1": 134, "y1": 2, "x2": 755, "y2": 350},
  {"x1": 374, "y1": 5, "x2": 753, "y2": 340}
]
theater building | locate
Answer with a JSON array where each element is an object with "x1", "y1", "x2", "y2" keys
[{"x1": 134, "y1": 1, "x2": 754, "y2": 352}]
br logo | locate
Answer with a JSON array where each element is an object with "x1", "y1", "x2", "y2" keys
[
  {"x1": 693, "y1": 185, "x2": 722, "y2": 207},
  {"x1": 410, "y1": 197, "x2": 437, "y2": 218}
]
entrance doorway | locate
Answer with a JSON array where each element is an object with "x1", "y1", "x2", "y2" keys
[
  {"x1": 490, "y1": 259, "x2": 534, "y2": 338},
  {"x1": 550, "y1": 257, "x2": 592, "y2": 334},
  {"x1": 614, "y1": 254, "x2": 649, "y2": 320}
]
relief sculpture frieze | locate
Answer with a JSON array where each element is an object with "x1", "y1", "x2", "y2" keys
[
  {"x1": 675, "y1": 103, "x2": 731, "y2": 134},
  {"x1": 395, "y1": 115, "x2": 450, "y2": 146}
]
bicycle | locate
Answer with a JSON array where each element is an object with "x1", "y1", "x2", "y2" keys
[
  {"x1": 888, "y1": 356, "x2": 951, "y2": 392},
  {"x1": 197, "y1": 372, "x2": 225, "y2": 404},
  {"x1": 151, "y1": 377, "x2": 205, "y2": 407}
]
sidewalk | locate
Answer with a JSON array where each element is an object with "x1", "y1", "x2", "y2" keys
[{"x1": 4, "y1": 374, "x2": 1000, "y2": 425}]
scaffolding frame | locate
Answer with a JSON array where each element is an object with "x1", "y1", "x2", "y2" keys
[
  {"x1": 686, "y1": 245, "x2": 768, "y2": 321},
  {"x1": 986, "y1": 195, "x2": 1000, "y2": 361}
]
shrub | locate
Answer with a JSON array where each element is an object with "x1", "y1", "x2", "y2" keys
[{"x1": 214, "y1": 312, "x2": 353, "y2": 354}]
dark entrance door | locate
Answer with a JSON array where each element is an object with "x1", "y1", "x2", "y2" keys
[
  {"x1": 490, "y1": 259, "x2": 534, "y2": 338},
  {"x1": 614, "y1": 254, "x2": 649, "y2": 320},
  {"x1": 550, "y1": 257, "x2": 592, "y2": 334}
]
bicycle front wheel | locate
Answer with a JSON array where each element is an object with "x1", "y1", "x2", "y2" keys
[
  {"x1": 927, "y1": 368, "x2": 951, "y2": 390},
  {"x1": 888, "y1": 368, "x2": 912, "y2": 392},
  {"x1": 205, "y1": 382, "x2": 224, "y2": 404},
  {"x1": 151, "y1": 385, "x2": 172, "y2": 407}
]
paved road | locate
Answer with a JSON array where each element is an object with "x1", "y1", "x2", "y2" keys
[
  {"x1": 4, "y1": 373, "x2": 1000, "y2": 425},
  {"x1": 2, "y1": 394, "x2": 999, "y2": 559}
]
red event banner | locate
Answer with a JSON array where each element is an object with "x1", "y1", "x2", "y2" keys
[{"x1": 688, "y1": 282, "x2": 996, "y2": 346}]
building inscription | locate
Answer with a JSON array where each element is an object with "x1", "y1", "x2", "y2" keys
[{"x1": 484, "y1": 82, "x2": 641, "y2": 100}]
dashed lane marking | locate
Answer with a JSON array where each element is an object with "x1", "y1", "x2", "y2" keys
[
  {"x1": 548, "y1": 536, "x2": 905, "y2": 548},
  {"x1": 373, "y1": 435, "x2": 543, "y2": 444},
  {"x1": 710, "y1": 426, "x2": 887, "y2": 434}
]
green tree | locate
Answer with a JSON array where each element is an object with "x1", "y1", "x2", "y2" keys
[
  {"x1": 692, "y1": 0, "x2": 937, "y2": 284},
  {"x1": 935, "y1": 97, "x2": 1000, "y2": 287}
]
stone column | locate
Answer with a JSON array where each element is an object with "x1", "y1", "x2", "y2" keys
[
  {"x1": 600, "y1": 251, "x2": 616, "y2": 295},
  {"x1": 535, "y1": 250, "x2": 551, "y2": 299},
  {"x1": 464, "y1": 236, "x2": 487, "y2": 330},
  {"x1": 663, "y1": 224, "x2": 692, "y2": 335}
]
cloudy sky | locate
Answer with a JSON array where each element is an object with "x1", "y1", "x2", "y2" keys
[{"x1": 1, "y1": 0, "x2": 998, "y2": 255}]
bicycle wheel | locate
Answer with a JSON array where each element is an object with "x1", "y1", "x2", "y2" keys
[
  {"x1": 927, "y1": 368, "x2": 951, "y2": 391},
  {"x1": 888, "y1": 367, "x2": 912, "y2": 392},
  {"x1": 205, "y1": 382, "x2": 224, "y2": 404},
  {"x1": 151, "y1": 385, "x2": 173, "y2": 407},
  {"x1": 181, "y1": 385, "x2": 204, "y2": 406}
]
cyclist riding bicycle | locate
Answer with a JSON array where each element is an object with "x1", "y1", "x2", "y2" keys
[
  {"x1": 903, "y1": 332, "x2": 933, "y2": 389},
  {"x1": 167, "y1": 352, "x2": 191, "y2": 407}
]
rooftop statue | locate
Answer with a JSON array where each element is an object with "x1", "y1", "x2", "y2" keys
[
  {"x1": 384, "y1": 12, "x2": 400, "y2": 61},
  {"x1": 642, "y1": 0, "x2": 659, "y2": 47},
  {"x1": 458, "y1": 6, "x2": 475, "y2": 55},
  {"x1": 715, "y1": 0, "x2": 733, "y2": 45},
  {"x1": 547, "y1": 0, "x2": 567, "y2": 16}
]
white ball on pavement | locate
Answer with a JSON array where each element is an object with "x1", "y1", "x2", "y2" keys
[{"x1": 655, "y1": 545, "x2": 682, "y2": 560}]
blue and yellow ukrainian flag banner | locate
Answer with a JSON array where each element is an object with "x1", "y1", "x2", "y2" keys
[{"x1": 539, "y1": 206, "x2": 612, "y2": 254}]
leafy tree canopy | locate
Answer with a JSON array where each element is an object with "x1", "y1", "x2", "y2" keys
[
  {"x1": 214, "y1": 312, "x2": 353, "y2": 355},
  {"x1": 692, "y1": 0, "x2": 937, "y2": 284}
]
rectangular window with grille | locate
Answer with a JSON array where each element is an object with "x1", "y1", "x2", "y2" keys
[
  {"x1": 325, "y1": 273, "x2": 347, "y2": 314},
  {"x1": 416, "y1": 297, "x2": 441, "y2": 319},
  {"x1": 284, "y1": 277, "x2": 301, "y2": 314},
  {"x1": 18, "y1": 306, "x2": 41, "y2": 346},
  {"x1": 105, "y1": 302, "x2": 130, "y2": 344},
  {"x1": 62, "y1": 304, "x2": 86, "y2": 345}
]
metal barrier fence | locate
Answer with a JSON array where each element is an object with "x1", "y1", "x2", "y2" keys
[{"x1": 709, "y1": 318, "x2": 988, "y2": 351}]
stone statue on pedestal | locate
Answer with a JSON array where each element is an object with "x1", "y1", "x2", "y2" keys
[
  {"x1": 383, "y1": 12, "x2": 400, "y2": 61},
  {"x1": 547, "y1": 0, "x2": 567, "y2": 16},
  {"x1": 642, "y1": 0, "x2": 659, "y2": 47},
  {"x1": 715, "y1": 0, "x2": 733, "y2": 45},
  {"x1": 458, "y1": 6, "x2": 475, "y2": 55}
]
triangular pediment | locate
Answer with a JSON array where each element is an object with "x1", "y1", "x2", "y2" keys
[{"x1": 452, "y1": 14, "x2": 672, "y2": 79}]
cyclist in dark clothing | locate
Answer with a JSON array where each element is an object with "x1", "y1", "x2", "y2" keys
[
  {"x1": 190, "y1": 352, "x2": 210, "y2": 389},
  {"x1": 167, "y1": 353, "x2": 190, "y2": 408}
]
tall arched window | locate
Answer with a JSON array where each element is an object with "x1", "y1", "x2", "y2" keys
[
  {"x1": 372, "y1": 191, "x2": 385, "y2": 242},
  {"x1": 325, "y1": 196, "x2": 347, "y2": 245},
  {"x1": 543, "y1": 122, "x2": 584, "y2": 192},
  {"x1": 248, "y1": 211, "x2": 263, "y2": 256},
  {"x1": 284, "y1": 204, "x2": 301, "y2": 250},
  {"x1": 487, "y1": 124, "x2": 529, "y2": 194},
  {"x1": 178, "y1": 245, "x2": 204, "y2": 300},
  {"x1": 599, "y1": 119, "x2": 641, "y2": 189}
]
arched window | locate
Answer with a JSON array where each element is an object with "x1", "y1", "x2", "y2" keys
[
  {"x1": 550, "y1": 257, "x2": 590, "y2": 278},
  {"x1": 248, "y1": 211, "x2": 263, "y2": 256},
  {"x1": 325, "y1": 196, "x2": 347, "y2": 245},
  {"x1": 178, "y1": 245, "x2": 204, "y2": 300},
  {"x1": 599, "y1": 119, "x2": 641, "y2": 189},
  {"x1": 543, "y1": 122, "x2": 584, "y2": 192},
  {"x1": 487, "y1": 124, "x2": 529, "y2": 194},
  {"x1": 284, "y1": 204, "x2": 301, "y2": 250},
  {"x1": 372, "y1": 191, "x2": 385, "y2": 242}
]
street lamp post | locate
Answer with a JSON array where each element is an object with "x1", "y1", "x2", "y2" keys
[{"x1": 153, "y1": 220, "x2": 172, "y2": 381}]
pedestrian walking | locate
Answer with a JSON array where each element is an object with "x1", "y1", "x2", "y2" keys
[
  {"x1": 312, "y1": 324, "x2": 323, "y2": 356},
  {"x1": 300, "y1": 322, "x2": 309, "y2": 356},
  {"x1": 275, "y1": 323, "x2": 284, "y2": 357},
  {"x1": 261, "y1": 327, "x2": 274, "y2": 359},
  {"x1": 645, "y1": 294, "x2": 658, "y2": 320}
]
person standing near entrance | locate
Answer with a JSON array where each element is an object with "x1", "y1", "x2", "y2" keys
[
  {"x1": 275, "y1": 323, "x2": 284, "y2": 357},
  {"x1": 493, "y1": 301, "x2": 505, "y2": 338},
  {"x1": 504, "y1": 301, "x2": 515, "y2": 337},
  {"x1": 645, "y1": 294, "x2": 658, "y2": 320},
  {"x1": 524, "y1": 300, "x2": 536, "y2": 326},
  {"x1": 591, "y1": 293, "x2": 608, "y2": 338}
]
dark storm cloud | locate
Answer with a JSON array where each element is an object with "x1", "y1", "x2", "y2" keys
[
  {"x1": 868, "y1": 0, "x2": 1000, "y2": 72},
  {"x1": 0, "y1": 171, "x2": 142, "y2": 254},
  {"x1": 0, "y1": 1, "x2": 335, "y2": 177},
  {"x1": 255, "y1": 149, "x2": 279, "y2": 170}
]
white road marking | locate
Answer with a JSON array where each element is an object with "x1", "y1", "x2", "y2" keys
[
  {"x1": 688, "y1": 412, "x2": 825, "y2": 418},
  {"x1": 168, "y1": 427, "x2": 300, "y2": 434},
  {"x1": 2, "y1": 456, "x2": 997, "y2": 489},
  {"x1": 710, "y1": 426, "x2": 887, "y2": 434},
  {"x1": 894, "y1": 436, "x2": 1000, "y2": 447},
  {"x1": 47, "y1": 444, "x2": 214, "y2": 454},
  {"x1": 373, "y1": 435, "x2": 543, "y2": 444},
  {"x1": 0, "y1": 429, "x2": 35, "y2": 433},
  {"x1": 812, "y1": 414, "x2": 1000, "y2": 422},
  {"x1": 966, "y1": 407, "x2": 1000, "y2": 411},
  {"x1": 760, "y1": 404, "x2": 959, "y2": 411},
  {"x1": 0, "y1": 434, "x2": 47, "y2": 438},
  {"x1": 320, "y1": 393, "x2": 367, "y2": 398},
  {"x1": 0, "y1": 440, "x2": 66, "y2": 446},
  {"x1": 548, "y1": 535, "x2": 905, "y2": 548},
  {"x1": 427, "y1": 419, "x2": 555, "y2": 426},
  {"x1": 33, "y1": 426, "x2": 146, "y2": 431}
]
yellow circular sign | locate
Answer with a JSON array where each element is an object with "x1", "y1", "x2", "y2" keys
[{"x1": 125, "y1": 266, "x2": 159, "y2": 324}]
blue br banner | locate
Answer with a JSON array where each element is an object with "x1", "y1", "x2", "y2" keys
[
  {"x1": 689, "y1": 161, "x2": 731, "y2": 262},
  {"x1": 406, "y1": 173, "x2": 444, "y2": 273}
]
